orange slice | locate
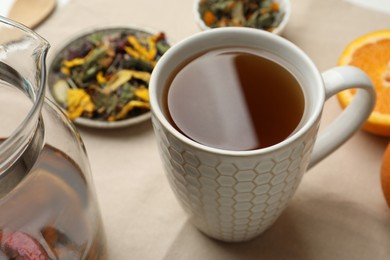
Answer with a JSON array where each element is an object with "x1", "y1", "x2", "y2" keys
[
  {"x1": 381, "y1": 143, "x2": 390, "y2": 208},
  {"x1": 337, "y1": 30, "x2": 390, "y2": 136}
]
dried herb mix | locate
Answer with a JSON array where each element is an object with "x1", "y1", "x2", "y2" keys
[
  {"x1": 198, "y1": 0, "x2": 284, "y2": 31},
  {"x1": 49, "y1": 28, "x2": 170, "y2": 122}
]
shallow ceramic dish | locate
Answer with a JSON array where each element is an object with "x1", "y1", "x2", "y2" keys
[
  {"x1": 193, "y1": 0, "x2": 291, "y2": 35},
  {"x1": 48, "y1": 26, "x2": 170, "y2": 129}
]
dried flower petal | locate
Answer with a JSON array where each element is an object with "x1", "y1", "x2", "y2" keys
[
  {"x1": 127, "y1": 35, "x2": 157, "y2": 61},
  {"x1": 115, "y1": 100, "x2": 150, "y2": 120},
  {"x1": 134, "y1": 86, "x2": 149, "y2": 102},
  {"x1": 67, "y1": 89, "x2": 95, "y2": 119},
  {"x1": 102, "y1": 70, "x2": 150, "y2": 94},
  {"x1": 63, "y1": 58, "x2": 85, "y2": 68},
  {"x1": 60, "y1": 66, "x2": 70, "y2": 76},
  {"x1": 96, "y1": 71, "x2": 107, "y2": 84},
  {"x1": 124, "y1": 46, "x2": 140, "y2": 58}
]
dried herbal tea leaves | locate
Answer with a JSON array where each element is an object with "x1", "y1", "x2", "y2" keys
[
  {"x1": 198, "y1": 0, "x2": 284, "y2": 31},
  {"x1": 50, "y1": 28, "x2": 170, "y2": 122}
]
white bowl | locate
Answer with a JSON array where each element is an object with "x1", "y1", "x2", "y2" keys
[{"x1": 194, "y1": 0, "x2": 291, "y2": 35}]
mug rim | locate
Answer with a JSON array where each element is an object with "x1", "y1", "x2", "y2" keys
[{"x1": 150, "y1": 27, "x2": 325, "y2": 156}]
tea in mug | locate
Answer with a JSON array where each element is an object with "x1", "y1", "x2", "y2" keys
[{"x1": 164, "y1": 48, "x2": 305, "y2": 151}]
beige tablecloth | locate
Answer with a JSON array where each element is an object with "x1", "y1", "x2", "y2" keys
[{"x1": 35, "y1": 0, "x2": 390, "y2": 259}]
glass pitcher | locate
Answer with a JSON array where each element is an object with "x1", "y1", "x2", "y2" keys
[{"x1": 0, "y1": 16, "x2": 106, "y2": 259}]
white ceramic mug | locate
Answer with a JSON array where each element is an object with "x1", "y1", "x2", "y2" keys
[{"x1": 149, "y1": 28, "x2": 375, "y2": 242}]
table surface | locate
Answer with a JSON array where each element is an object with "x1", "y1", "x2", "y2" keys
[{"x1": 30, "y1": 0, "x2": 390, "y2": 259}]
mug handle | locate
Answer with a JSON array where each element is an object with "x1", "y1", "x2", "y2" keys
[{"x1": 308, "y1": 66, "x2": 376, "y2": 169}]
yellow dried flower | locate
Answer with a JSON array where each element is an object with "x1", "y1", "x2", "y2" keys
[
  {"x1": 96, "y1": 71, "x2": 107, "y2": 84},
  {"x1": 63, "y1": 58, "x2": 85, "y2": 68},
  {"x1": 124, "y1": 46, "x2": 140, "y2": 58},
  {"x1": 127, "y1": 35, "x2": 157, "y2": 61},
  {"x1": 102, "y1": 70, "x2": 150, "y2": 94},
  {"x1": 60, "y1": 66, "x2": 70, "y2": 76},
  {"x1": 134, "y1": 86, "x2": 149, "y2": 102},
  {"x1": 67, "y1": 89, "x2": 95, "y2": 120},
  {"x1": 115, "y1": 100, "x2": 150, "y2": 120}
]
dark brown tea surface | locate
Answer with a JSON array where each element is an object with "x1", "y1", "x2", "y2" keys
[{"x1": 164, "y1": 48, "x2": 304, "y2": 151}]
